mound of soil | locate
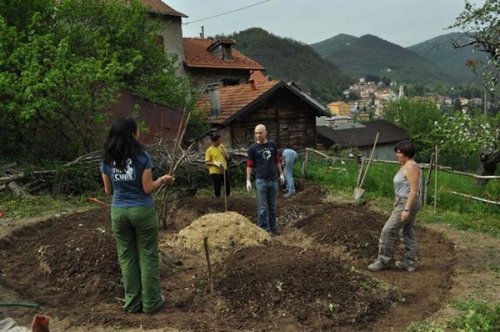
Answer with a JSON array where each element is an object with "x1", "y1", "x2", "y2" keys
[{"x1": 0, "y1": 182, "x2": 455, "y2": 332}]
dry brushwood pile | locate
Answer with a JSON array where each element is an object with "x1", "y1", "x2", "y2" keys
[
  {"x1": 0, "y1": 180, "x2": 458, "y2": 332},
  {"x1": 0, "y1": 141, "x2": 248, "y2": 197}
]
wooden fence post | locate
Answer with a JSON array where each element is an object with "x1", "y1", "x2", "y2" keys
[
  {"x1": 302, "y1": 148, "x2": 310, "y2": 177},
  {"x1": 434, "y1": 145, "x2": 438, "y2": 213}
]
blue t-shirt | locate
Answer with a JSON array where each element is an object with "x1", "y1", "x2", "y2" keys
[
  {"x1": 247, "y1": 140, "x2": 279, "y2": 180},
  {"x1": 100, "y1": 152, "x2": 155, "y2": 208}
]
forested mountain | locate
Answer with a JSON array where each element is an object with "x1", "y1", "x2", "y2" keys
[
  {"x1": 311, "y1": 34, "x2": 464, "y2": 84},
  {"x1": 227, "y1": 28, "x2": 482, "y2": 104},
  {"x1": 408, "y1": 32, "x2": 487, "y2": 83},
  {"x1": 310, "y1": 33, "x2": 358, "y2": 56},
  {"x1": 227, "y1": 28, "x2": 354, "y2": 103}
]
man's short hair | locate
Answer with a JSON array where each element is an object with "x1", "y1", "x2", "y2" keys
[{"x1": 211, "y1": 134, "x2": 221, "y2": 142}]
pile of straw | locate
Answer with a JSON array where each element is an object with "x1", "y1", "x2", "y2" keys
[{"x1": 170, "y1": 212, "x2": 270, "y2": 260}]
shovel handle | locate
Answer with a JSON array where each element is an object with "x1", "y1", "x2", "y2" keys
[
  {"x1": 356, "y1": 156, "x2": 365, "y2": 187},
  {"x1": 359, "y1": 132, "x2": 379, "y2": 188}
]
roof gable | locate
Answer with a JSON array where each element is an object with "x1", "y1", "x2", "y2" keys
[
  {"x1": 183, "y1": 38, "x2": 265, "y2": 70},
  {"x1": 197, "y1": 80, "x2": 327, "y2": 125},
  {"x1": 197, "y1": 81, "x2": 279, "y2": 125}
]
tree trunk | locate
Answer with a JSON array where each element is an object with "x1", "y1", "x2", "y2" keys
[
  {"x1": 7, "y1": 181, "x2": 34, "y2": 199},
  {"x1": 477, "y1": 150, "x2": 500, "y2": 185}
]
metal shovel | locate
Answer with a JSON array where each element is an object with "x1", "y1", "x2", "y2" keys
[{"x1": 354, "y1": 132, "x2": 379, "y2": 200}]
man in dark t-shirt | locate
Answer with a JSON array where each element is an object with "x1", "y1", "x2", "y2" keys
[{"x1": 246, "y1": 124, "x2": 285, "y2": 235}]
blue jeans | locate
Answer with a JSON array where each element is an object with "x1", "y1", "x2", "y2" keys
[
  {"x1": 255, "y1": 178, "x2": 278, "y2": 231},
  {"x1": 283, "y1": 151, "x2": 298, "y2": 194}
]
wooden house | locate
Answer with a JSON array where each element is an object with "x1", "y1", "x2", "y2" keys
[
  {"x1": 196, "y1": 79, "x2": 329, "y2": 153},
  {"x1": 317, "y1": 119, "x2": 409, "y2": 160}
]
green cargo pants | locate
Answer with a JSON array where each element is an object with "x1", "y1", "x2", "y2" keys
[{"x1": 111, "y1": 206, "x2": 163, "y2": 314}]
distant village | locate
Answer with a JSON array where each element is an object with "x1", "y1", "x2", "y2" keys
[{"x1": 324, "y1": 78, "x2": 484, "y2": 125}]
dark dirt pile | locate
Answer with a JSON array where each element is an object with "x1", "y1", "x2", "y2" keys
[{"x1": 0, "y1": 182, "x2": 456, "y2": 332}]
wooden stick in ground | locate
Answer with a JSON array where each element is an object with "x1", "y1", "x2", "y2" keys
[
  {"x1": 203, "y1": 237, "x2": 214, "y2": 293},
  {"x1": 223, "y1": 167, "x2": 228, "y2": 212},
  {"x1": 434, "y1": 145, "x2": 438, "y2": 213},
  {"x1": 423, "y1": 153, "x2": 435, "y2": 207}
]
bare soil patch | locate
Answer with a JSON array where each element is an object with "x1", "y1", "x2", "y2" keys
[{"x1": 0, "y1": 179, "x2": 494, "y2": 331}]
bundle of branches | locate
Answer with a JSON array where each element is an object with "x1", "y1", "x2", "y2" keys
[{"x1": 1, "y1": 131, "x2": 249, "y2": 200}]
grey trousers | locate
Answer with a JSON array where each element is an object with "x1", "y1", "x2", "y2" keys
[{"x1": 377, "y1": 196, "x2": 421, "y2": 263}]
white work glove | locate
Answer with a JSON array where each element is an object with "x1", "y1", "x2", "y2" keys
[
  {"x1": 279, "y1": 174, "x2": 285, "y2": 184},
  {"x1": 214, "y1": 162, "x2": 223, "y2": 168},
  {"x1": 246, "y1": 180, "x2": 252, "y2": 192}
]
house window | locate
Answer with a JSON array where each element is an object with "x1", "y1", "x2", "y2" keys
[{"x1": 221, "y1": 78, "x2": 239, "y2": 86}]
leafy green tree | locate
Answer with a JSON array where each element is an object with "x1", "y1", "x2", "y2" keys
[
  {"x1": 383, "y1": 97, "x2": 442, "y2": 160},
  {"x1": 0, "y1": 0, "x2": 190, "y2": 160},
  {"x1": 0, "y1": 0, "x2": 53, "y2": 33}
]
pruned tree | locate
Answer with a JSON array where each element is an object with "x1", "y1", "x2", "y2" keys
[{"x1": 450, "y1": 0, "x2": 500, "y2": 182}]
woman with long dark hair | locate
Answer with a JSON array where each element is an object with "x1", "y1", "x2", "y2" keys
[{"x1": 100, "y1": 117, "x2": 174, "y2": 314}]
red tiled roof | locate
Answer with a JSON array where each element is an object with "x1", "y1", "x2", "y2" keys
[
  {"x1": 197, "y1": 81, "x2": 279, "y2": 124},
  {"x1": 183, "y1": 38, "x2": 265, "y2": 70},
  {"x1": 141, "y1": 0, "x2": 186, "y2": 17},
  {"x1": 55, "y1": 0, "x2": 187, "y2": 17}
]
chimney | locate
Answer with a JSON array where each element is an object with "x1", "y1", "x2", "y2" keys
[
  {"x1": 249, "y1": 79, "x2": 256, "y2": 91},
  {"x1": 265, "y1": 75, "x2": 272, "y2": 81},
  {"x1": 200, "y1": 26, "x2": 205, "y2": 39},
  {"x1": 207, "y1": 83, "x2": 221, "y2": 118}
]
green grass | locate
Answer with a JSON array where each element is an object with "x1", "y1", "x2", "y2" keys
[
  {"x1": 300, "y1": 154, "x2": 500, "y2": 237},
  {"x1": 0, "y1": 193, "x2": 95, "y2": 220}
]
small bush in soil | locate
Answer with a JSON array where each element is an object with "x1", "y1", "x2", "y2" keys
[{"x1": 448, "y1": 301, "x2": 500, "y2": 332}]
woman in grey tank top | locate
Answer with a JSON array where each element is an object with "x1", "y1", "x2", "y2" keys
[{"x1": 368, "y1": 140, "x2": 422, "y2": 272}]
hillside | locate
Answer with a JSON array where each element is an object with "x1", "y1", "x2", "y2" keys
[
  {"x1": 310, "y1": 33, "x2": 358, "y2": 57},
  {"x1": 408, "y1": 32, "x2": 486, "y2": 83},
  {"x1": 311, "y1": 34, "x2": 465, "y2": 84},
  {"x1": 227, "y1": 28, "x2": 354, "y2": 103}
]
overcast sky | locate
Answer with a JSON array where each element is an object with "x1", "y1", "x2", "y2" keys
[{"x1": 166, "y1": 0, "x2": 486, "y2": 47}]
